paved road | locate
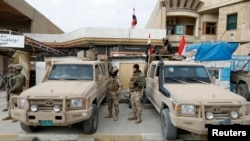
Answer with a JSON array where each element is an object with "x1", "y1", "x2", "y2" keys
[{"x1": 0, "y1": 91, "x2": 207, "y2": 141}]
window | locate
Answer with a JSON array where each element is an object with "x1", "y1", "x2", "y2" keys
[
  {"x1": 164, "y1": 66, "x2": 211, "y2": 83},
  {"x1": 202, "y1": 22, "x2": 216, "y2": 35},
  {"x1": 48, "y1": 64, "x2": 93, "y2": 80},
  {"x1": 207, "y1": 68, "x2": 219, "y2": 79},
  {"x1": 167, "y1": 25, "x2": 175, "y2": 35},
  {"x1": 227, "y1": 13, "x2": 237, "y2": 30},
  {"x1": 186, "y1": 25, "x2": 194, "y2": 35},
  {"x1": 175, "y1": 25, "x2": 185, "y2": 35}
]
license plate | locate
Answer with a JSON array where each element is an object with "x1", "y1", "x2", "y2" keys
[{"x1": 39, "y1": 120, "x2": 53, "y2": 126}]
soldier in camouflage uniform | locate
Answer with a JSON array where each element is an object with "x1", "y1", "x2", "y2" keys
[
  {"x1": 105, "y1": 66, "x2": 123, "y2": 121},
  {"x1": 87, "y1": 43, "x2": 98, "y2": 60},
  {"x1": 2, "y1": 64, "x2": 25, "y2": 121},
  {"x1": 128, "y1": 64, "x2": 146, "y2": 124},
  {"x1": 159, "y1": 38, "x2": 174, "y2": 59},
  {"x1": 2, "y1": 64, "x2": 14, "y2": 112}
]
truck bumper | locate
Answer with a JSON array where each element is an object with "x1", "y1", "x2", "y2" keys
[
  {"x1": 11, "y1": 108, "x2": 92, "y2": 126},
  {"x1": 170, "y1": 114, "x2": 250, "y2": 134}
]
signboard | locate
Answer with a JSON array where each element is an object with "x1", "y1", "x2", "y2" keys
[{"x1": 0, "y1": 34, "x2": 25, "y2": 48}]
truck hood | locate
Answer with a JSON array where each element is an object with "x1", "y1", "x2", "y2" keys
[
  {"x1": 20, "y1": 80, "x2": 94, "y2": 97},
  {"x1": 164, "y1": 83, "x2": 246, "y2": 103}
]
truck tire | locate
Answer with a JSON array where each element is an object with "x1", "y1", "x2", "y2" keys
[
  {"x1": 236, "y1": 84, "x2": 250, "y2": 100},
  {"x1": 20, "y1": 122, "x2": 41, "y2": 132},
  {"x1": 161, "y1": 108, "x2": 177, "y2": 140},
  {"x1": 83, "y1": 104, "x2": 98, "y2": 134}
]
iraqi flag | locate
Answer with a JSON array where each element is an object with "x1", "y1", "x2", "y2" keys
[
  {"x1": 177, "y1": 35, "x2": 186, "y2": 56},
  {"x1": 146, "y1": 33, "x2": 154, "y2": 55},
  {"x1": 131, "y1": 7, "x2": 137, "y2": 28}
]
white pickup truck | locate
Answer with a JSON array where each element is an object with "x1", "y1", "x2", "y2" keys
[{"x1": 144, "y1": 60, "x2": 250, "y2": 140}]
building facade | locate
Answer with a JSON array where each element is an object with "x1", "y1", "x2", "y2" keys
[
  {"x1": 146, "y1": 0, "x2": 250, "y2": 55},
  {"x1": 0, "y1": 0, "x2": 64, "y2": 88}
]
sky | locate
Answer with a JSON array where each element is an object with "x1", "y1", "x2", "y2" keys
[{"x1": 25, "y1": 0, "x2": 157, "y2": 33}]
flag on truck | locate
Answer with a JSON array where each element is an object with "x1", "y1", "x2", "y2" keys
[
  {"x1": 177, "y1": 35, "x2": 186, "y2": 56},
  {"x1": 131, "y1": 7, "x2": 137, "y2": 28},
  {"x1": 146, "y1": 33, "x2": 154, "y2": 56}
]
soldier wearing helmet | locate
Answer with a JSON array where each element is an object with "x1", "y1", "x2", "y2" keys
[
  {"x1": 2, "y1": 64, "x2": 15, "y2": 112},
  {"x1": 2, "y1": 64, "x2": 25, "y2": 121},
  {"x1": 128, "y1": 64, "x2": 146, "y2": 124},
  {"x1": 87, "y1": 43, "x2": 98, "y2": 60},
  {"x1": 159, "y1": 38, "x2": 174, "y2": 57},
  {"x1": 105, "y1": 66, "x2": 123, "y2": 121},
  {"x1": 9, "y1": 64, "x2": 25, "y2": 92}
]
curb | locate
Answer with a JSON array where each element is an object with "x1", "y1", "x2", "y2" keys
[
  {"x1": 0, "y1": 133, "x2": 18, "y2": 141},
  {"x1": 0, "y1": 133, "x2": 166, "y2": 141}
]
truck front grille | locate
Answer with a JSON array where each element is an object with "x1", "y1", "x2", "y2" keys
[
  {"x1": 204, "y1": 105, "x2": 240, "y2": 118},
  {"x1": 28, "y1": 98, "x2": 86, "y2": 112},
  {"x1": 29, "y1": 99, "x2": 63, "y2": 111}
]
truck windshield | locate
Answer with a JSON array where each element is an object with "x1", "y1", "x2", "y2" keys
[
  {"x1": 48, "y1": 64, "x2": 93, "y2": 80},
  {"x1": 164, "y1": 66, "x2": 211, "y2": 83}
]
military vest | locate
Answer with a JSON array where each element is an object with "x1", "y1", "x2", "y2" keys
[
  {"x1": 129, "y1": 71, "x2": 146, "y2": 91},
  {"x1": 9, "y1": 73, "x2": 24, "y2": 94},
  {"x1": 107, "y1": 77, "x2": 119, "y2": 92}
]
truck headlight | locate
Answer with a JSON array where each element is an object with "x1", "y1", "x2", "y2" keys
[
  {"x1": 53, "y1": 105, "x2": 61, "y2": 112},
  {"x1": 17, "y1": 98, "x2": 26, "y2": 109},
  {"x1": 70, "y1": 99, "x2": 83, "y2": 107},
  {"x1": 30, "y1": 105, "x2": 38, "y2": 112},
  {"x1": 206, "y1": 111, "x2": 214, "y2": 120},
  {"x1": 181, "y1": 105, "x2": 195, "y2": 114},
  {"x1": 230, "y1": 111, "x2": 238, "y2": 119}
]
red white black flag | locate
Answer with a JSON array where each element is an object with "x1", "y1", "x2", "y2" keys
[
  {"x1": 131, "y1": 7, "x2": 137, "y2": 28},
  {"x1": 177, "y1": 35, "x2": 186, "y2": 56}
]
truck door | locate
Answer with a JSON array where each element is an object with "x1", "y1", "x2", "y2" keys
[
  {"x1": 152, "y1": 66, "x2": 162, "y2": 110},
  {"x1": 95, "y1": 64, "x2": 105, "y2": 105}
]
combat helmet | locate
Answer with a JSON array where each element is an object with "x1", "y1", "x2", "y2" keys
[
  {"x1": 111, "y1": 66, "x2": 119, "y2": 73},
  {"x1": 110, "y1": 66, "x2": 119, "y2": 76},
  {"x1": 8, "y1": 64, "x2": 14, "y2": 69},
  {"x1": 14, "y1": 64, "x2": 23, "y2": 71}
]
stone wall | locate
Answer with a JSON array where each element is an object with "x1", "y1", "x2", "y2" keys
[{"x1": 218, "y1": 2, "x2": 250, "y2": 55}]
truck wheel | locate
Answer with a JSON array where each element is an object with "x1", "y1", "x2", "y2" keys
[
  {"x1": 20, "y1": 122, "x2": 41, "y2": 132},
  {"x1": 236, "y1": 84, "x2": 250, "y2": 100},
  {"x1": 161, "y1": 108, "x2": 177, "y2": 140},
  {"x1": 83, "y1": 104, "x2": 98, "y2": 134}
]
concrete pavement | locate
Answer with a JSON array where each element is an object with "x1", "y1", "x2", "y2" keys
[{"x1": 0, "y1": 90, "x2": 206, "y2": 141}]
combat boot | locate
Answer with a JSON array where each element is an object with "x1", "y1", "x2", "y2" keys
[
  {"x1": 2, "y1": 115, "x2": 12, "y2": 120},
  {"x1": 2, "y1": 108, "x2": 8, "y2": 112},
  {"x1": 104, "y1": 113, "x2": 113, "y2": 118},
  {"x1": 113, "y1": 114, "x2": 118, "y2": 121},
  {"x1": 128, "y1": 112, "x2": 137, "y2": 120},
  {"x1": 135, "y1": 113, "x2": 142, "y2": 124},
  {"x1": 12, "y1": 119, "x2": 18, "y2": 123},
  {"x1": 2, "y1": 104, "x2": 9, "y2": 112}
]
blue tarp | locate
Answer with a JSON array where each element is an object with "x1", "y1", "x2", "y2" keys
[{"x1": 186, "y1": 42, "x2": 239, "y2": 61}]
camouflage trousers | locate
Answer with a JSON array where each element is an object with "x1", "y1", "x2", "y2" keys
[
  {"x1": 106, "y1": 92, "x2": 119, "y2": 115},
  {"x1": 8, "y1": 93, "x2": 19, "y2": 116},
  {"x1": 130, "y1": 91, "x2": 142, "y2": 115},
  {"x1": 5, "y1": 89, "x2": 10, "y2": 106}
]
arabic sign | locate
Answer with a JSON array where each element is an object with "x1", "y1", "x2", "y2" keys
[{"x1": 0, "y1": 34, "x2": 25, "y2": 48}]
